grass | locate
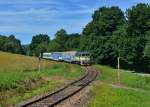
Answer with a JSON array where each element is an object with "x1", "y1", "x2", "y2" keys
[
  {"x1": 0, "y1": 52, "x2": 84, "y2": 107},
  {"x1": 95, "y1": 65, "x2": 150, "y2": 90},
  {"x1": 90, "y1": 83, "x2": 150, "y2": 107},
  {"x1": 89, "y1": 65, "x2": 150, "y2": 107}
]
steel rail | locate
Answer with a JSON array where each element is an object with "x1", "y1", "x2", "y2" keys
[{"x1": 20, "y1": 66, "x2": 98, "y2": 107}]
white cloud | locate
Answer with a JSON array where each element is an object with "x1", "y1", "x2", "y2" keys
[
  {"x1": 0, "y1": 0, "x2": 60, "y2": 5},
  {"x1": 0, "y1": 8, "x2": 57, "y2": 16}
]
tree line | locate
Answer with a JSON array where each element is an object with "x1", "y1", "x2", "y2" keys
[
  {"x1": 0, "y1": 35, "x2": 24, "y2": 54},
  {"x1": 0, "y1": 3, "x2": 150, "y2": 72}
]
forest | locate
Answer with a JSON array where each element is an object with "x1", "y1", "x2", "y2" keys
[{"x1": 0, "y1": 3, "x2": 150, "y2": 72}]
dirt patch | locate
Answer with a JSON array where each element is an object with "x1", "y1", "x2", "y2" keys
[
  {"x1": 24, "y1": 78, "x2": 45, "y2": 90},
  {"x1": 100, "y1": 81, "x2": 147, "y2": 92}
]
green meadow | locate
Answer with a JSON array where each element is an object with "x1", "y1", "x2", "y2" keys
[{"x1": 89, "y1": 65, "x2": 150, "y2": 107}]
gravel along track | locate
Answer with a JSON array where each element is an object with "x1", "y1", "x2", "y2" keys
[{"x1": 20, "y1": 66, "x2": 98, "y2": 107}]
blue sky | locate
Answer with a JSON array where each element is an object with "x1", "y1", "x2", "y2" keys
[{"x1": 0, "y1": 0, "x2": 149, "y2": 44}]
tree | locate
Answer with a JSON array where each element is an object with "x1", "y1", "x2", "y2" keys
[
  {"x1": 0, "y1": 35, "x2": 23, "y2": 54},
  {"x1": 83, "y1": 6, "x2": 125, "y2": 36},
  {"x1": 0, "y1": 35, "x2": 7, "y2": 50},
  {"x1": 49, "y1": 29, "x2": 81, "y2": 51},
  {"x1": 144, "y1": 32, "x2": 150, "y2": 58},
  {"x1": 54, "y1": 29, "x2": 69, "y2": 51},
  {"x1": 111, "y1": 31, "x2": 147, "y2": 71},
  {"x1": 22, "y1": 45, "x2": 30, "y2": 55},
  {"x1": 127, "y1": 3, "x2": 150, "y2": 36},
  {"x1": 65, "y1": 33, "x2": 81, "y2": 50},
  {"x1": 29, "y1": 34, "x2": 50, "y2": 56},
  {"x1": 81, "y1": 6, "x2": 125, "y2": 66},
  {"x1": 48, "y1": 41, "x2": 60, "y2": 52},
  {"x1": 80, "y1": 34, "x2": 113, "y2": 64}
]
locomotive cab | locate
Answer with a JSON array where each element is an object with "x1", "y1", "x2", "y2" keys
[{"x1": 79, "y1": 52, "x2": 90, "y2": 66}]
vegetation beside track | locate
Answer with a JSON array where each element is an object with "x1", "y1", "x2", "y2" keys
[
  {"x1": 0, "y1": 52, "x2": 84, "y2": 107},
  {"x1": 89, "y1": 65, "x2": 150, "y2": 107}
]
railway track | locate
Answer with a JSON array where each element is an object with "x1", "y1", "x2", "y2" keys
[{"x1": 20, "y1": 66, "x2": 98, "y2": 107}]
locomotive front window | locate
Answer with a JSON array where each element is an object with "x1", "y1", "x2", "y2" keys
[{"x1": 84, "y1": 54, "x2": 89, "y2": 56}]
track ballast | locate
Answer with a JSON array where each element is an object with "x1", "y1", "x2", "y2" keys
[{"x1": 20, "y1": 66, "x2": 98, "y2": 107}]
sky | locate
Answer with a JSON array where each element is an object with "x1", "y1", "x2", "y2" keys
[{"x1": 0, "y1": 0, "x2": 149, "y2": 44}]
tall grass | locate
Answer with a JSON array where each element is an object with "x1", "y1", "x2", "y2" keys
[
  {"x1": 0, "y1": 71, "x2": 40, "y2": 90},
  {"x1": 0, "y1": 52, "x2": 56, "y2": 72},
  {"x1": 0, "y1": 52, "x2": 84, "y2": 106}
]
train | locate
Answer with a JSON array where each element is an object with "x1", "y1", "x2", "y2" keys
[{"x1": 41, "y1": 51, "x2": 90, "y2": 66}]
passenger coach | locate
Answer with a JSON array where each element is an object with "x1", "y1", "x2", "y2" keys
[{"x1": 42, "y1": 51, "x2": 90, "y2": 66}]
